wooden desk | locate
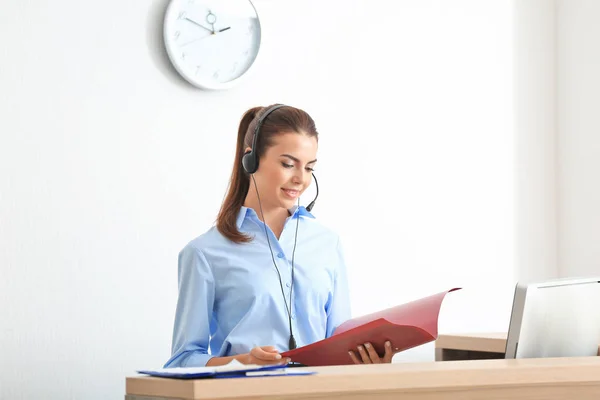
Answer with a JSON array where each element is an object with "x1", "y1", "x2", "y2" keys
[
  {"x1": 435, "y1": 333, "x2": 600, "y2": 361},
  {"x1": 435, "y1": 332, "x2": 508, "y2": 361},
  {"x1": 126, "y1": 357, "x2": 600, "y2": 400}
]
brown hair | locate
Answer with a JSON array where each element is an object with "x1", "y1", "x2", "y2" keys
[{"x1": 216, "y1": 104, "x2": 318, "y2": 243}]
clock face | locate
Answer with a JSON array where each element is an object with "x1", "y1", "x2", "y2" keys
[{"x1": 163, "y1": 0, "x2": 261, "y2": 89}]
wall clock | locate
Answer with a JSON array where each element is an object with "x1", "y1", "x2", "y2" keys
[{"x1": 163, "y1": 0, "x2": 261, "y2": 90}]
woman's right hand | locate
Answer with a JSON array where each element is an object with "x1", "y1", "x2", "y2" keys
[{"x1": 242, "y1": 345, "x2": 291, "y2": 365}]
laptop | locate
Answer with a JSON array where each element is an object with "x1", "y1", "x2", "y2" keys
[{"x1": 505, "y1": 276, "x2": 600, "y2": 359}]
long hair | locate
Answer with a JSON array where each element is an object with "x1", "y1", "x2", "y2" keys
[{"x1": 216, "y1": 104, "x2": 318, "y2": 243}]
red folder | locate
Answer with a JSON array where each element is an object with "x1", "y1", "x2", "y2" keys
[{"x1": 281, "y1": 288, "x2": 460, "y2": 366}]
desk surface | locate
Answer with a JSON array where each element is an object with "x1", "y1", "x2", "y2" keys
[
  {"x1": 436, "y1": 332, "x2": 600, "y2": 355},
  {"x1": 436, "y1": 332, "x2": 508, "y2": 353},
  {"x1": 126, "y1": 357, "x2": 600, "y2": 400}
]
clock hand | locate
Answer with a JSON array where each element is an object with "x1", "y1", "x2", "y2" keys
[
  {"x1": 202, "y1": 10, "x2": 230, "y2": 34},
  {"x1": 180, "y1": 27, "x2": 231, "y2": 46},
  {"x1": 206, "y1": 10, "x2": 217, "y2": 34},
  {"x1": 181, "y1": 33, "x2": 213, "y2": 46},
  {"x1": 184, "y1": 17, "x2": 213, "y2": 33}
]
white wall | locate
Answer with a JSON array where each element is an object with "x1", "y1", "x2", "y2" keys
[
  {"x1": 1, "y1": 1, "x2": 518, "y2": 399},
  {"x1": 514, "y1": 0, "x2": 600, "y2": 281},
  {"x1": 513, "y1": 0, "x2": 559, "y2": 283},
  {"x1": 348, "y1": 0, "x2": 517, "y2": 363},
  {"x1": 511, "y1": 0, "x2": 600, "y2": 280},
  {"x1": 556, "y1": 0, "x2": 600, "y2": 278}
]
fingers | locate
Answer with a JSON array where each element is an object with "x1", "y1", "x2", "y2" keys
[
  {"x1": 348, "y1": 350, "x2": 361, "y2": 364},
  {"x1": 252, "y1": 346, "x2": 280, "y2": 360},
  {"x1": 250, "y1": 346, "x2": 289, "y2": 365},
  {"x1": 364, "y1": 343, "x2": 381, "y2": 364},
  {"x1": 383, "y1": 341, "x2": 394, "y2": 363},
  {"x1": 259, "y1": 345, "x2": 279, "y2": 353},
  {"x1": 252, "y1": 356, "x2": 290, "y2": 365},
  {"x1": 357, "y1": 344, "x2": 371, "y2": 364},
  {"x1": 351, "y1": 343, "x2": 389, "y2": 364}
]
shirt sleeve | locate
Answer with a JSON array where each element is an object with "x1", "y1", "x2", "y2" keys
[
  {"x1": 163, "y1": 244, "x2": 215, "y2": 368},
  {"x1": 325, "y1": 236, "x2": 352, "y2": 337}
]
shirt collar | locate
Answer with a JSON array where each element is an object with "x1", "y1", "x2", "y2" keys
[{"x1": 236, "y1": 206, "x2": 315, "y2": 229}]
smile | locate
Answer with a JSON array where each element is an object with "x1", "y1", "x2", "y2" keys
[{"x1": 281, "y1": 188, "x2": 300, "y2": 199}]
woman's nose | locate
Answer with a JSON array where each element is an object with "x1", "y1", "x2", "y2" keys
[{"x1": 292, "y1": 169, "x2": 308, "y2": 185}]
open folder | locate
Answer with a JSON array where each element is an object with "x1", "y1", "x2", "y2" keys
[
  {"x1": 281, "y1": 288, "x2": 460, "y2": 366},
  {"x1": 137, "y1": 360, "x2": 314, "y2": 379}
]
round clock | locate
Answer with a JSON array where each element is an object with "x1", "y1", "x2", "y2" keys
[{"x1": 163, "y1": 0, "x2": 262, "y2": 90}]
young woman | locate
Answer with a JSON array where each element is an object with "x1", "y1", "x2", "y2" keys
[{"x1": 164, "y1": 104, "x2": 395, "y2": 368}]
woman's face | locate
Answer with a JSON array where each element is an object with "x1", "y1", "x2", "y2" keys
[{"x1": 252, "y1": 132, "x2": 318, "y2": 210}]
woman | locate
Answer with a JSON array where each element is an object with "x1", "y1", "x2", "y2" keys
[{"x1": 164, "y1": 104, "x2": 394, "y2": 367}]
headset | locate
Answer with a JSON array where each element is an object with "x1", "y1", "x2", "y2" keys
[
  {"x1": 242, "y1": 104, "x2": 319, "y2": 210},
  {"x1": 242, "y1": 104, "x2": 284, "y2": 175},
  {"x1": 241, "y1": 104, "x2": 319, "y2": 351}
]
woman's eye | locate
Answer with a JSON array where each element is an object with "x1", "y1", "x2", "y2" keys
[
  {"x1": 306, "y1": 167, "x2": 314, "y2": 172},
  {"x1": 281, "y1": 162, "x2": 294, "y2": 168}
]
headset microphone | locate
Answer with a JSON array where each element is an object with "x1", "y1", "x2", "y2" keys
[{"x1": 305, "y1": 173, "x2": 319, "y2": 213}]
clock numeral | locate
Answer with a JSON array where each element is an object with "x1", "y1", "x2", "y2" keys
[
  {"x1": 196, "y1": 65, "x2": 201, "y2": 75},
  {"x1": 243, "y1": 49, "x2": 250, "y2": 57},
  {"x1": 181, "y1": 52, "x2": 186, "y2": 60},
  {"x1": 188, "y1": 0, "x2": 194, "y2": 4},
  {"x1": 174, "y1": 31, "x2": 181, "y2": 40},
  {"x1": 213, "y1": 71, "x2": 220, "y2": 80},
  {"x1": 178, "y1": 11, "x2": 187, "y2": 20},
  {"x1": 230, "y1": 62, "x2": 238, "y2": 73}
]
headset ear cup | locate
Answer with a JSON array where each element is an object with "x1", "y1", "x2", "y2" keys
[{"x1": 242, "y1": 150, "x2": 257, "y2": 174}]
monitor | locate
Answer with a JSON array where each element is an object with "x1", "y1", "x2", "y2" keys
[{"x1": 505, "y1": 276, "x2": 600, "y2": 359}]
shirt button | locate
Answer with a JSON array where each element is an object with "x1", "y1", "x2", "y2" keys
[
  {"x1": 277, "y1": 252, "x2": 284, "y2": 259},
  {"x1": 286, "y1": 282, "x2": 291, "y2": 288},
  {"x1": 291, "y1": 314, "x2": 296, "y2": 319}
]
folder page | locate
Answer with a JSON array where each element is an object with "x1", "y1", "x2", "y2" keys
[{"x1": 281, "y1": 288, "x2": 460, "y2": 366}]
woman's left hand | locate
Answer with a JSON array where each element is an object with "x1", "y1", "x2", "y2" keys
[{"x1": 348, "y1": 341, "x2": 394, "y2": 364}]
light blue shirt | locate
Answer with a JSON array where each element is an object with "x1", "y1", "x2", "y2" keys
[{"x1": 164, "y1": 205, "x2": 351, "y2": 367}]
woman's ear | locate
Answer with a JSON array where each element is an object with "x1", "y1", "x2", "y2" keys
[{"x1": 244, "y1": 146, "x2": 252, "y2": 154}]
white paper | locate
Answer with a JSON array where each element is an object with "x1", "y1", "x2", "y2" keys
[{"x1": 138, "y1": 359, "x2": 283, "y2": 377}]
